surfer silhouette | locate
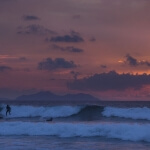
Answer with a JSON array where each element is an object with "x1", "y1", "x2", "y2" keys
[
  {"x1": 46, "y1": 117, "x2": 53, "y2": 121},
  {"x1": 6, "y1": 105, "x2": 11, "y2": 116}
]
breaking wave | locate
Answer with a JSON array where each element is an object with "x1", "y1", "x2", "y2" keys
[
  {"x1": 1, "y1": 104, "x2": 150, "y2": 121},
  {"x1": 102, "y1": 107, "x2": 150, "y2": 120},
  {"x1": 0, "y1": 105, "x2": 84, "y2": 118},
  {"x1": 0, "y1": 121, "x2": 150, "y2": 142}
]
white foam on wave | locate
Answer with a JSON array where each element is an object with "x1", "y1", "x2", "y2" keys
[
  {"x1": 0, "y1": 105, "x2": 83, "y2": 118},
  {"x1": 0, "y1": 121, "x2": 150, "y2": 142},
  {"x1": 102, "y1": 107, "x2": 150, "y2": 120}
]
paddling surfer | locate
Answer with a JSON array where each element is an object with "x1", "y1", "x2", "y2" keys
[
  {"x1": 6, "y1": 105, "x2": 11, "y2": 116},
  {"x1": 46, "y1": 117, "x2": 53, "y2": 121}
]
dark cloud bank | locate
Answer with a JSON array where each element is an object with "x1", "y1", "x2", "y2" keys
[
  {"x1": 67, "y1": 71, "x2": 150, "y2": 91},
  {"x1": 38, "y1": 58, "x2": 77, "y2": 71},
  {"x1": 46, "y1": 31, "x2": 84, "y2": 43},
  {"x1": 126, "y1": 54, "x2": 150, "y2": 67}
]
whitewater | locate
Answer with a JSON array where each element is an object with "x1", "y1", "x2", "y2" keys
[
  {"x1": 0, "y1": 102, "x2": 150, "y2": 150},
  {"x1": 1, "y1": 121, "x2": 150, "y2": 142},
  {"x1": 0, "y1": 105, "x2": 83, "y2": 118}
]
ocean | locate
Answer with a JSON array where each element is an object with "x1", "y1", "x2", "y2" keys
[{"x1": 0, "y1": 101, "x2": 150, "y2": 150}]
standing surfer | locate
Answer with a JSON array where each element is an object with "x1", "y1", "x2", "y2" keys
[{"x1": 6, "y1": 105, "x2": 11, "y2": 116}]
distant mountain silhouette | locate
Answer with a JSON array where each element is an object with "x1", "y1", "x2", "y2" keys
[
  {"x1": 15, "y1": 91, "x2": 100, "y2": 102},
  {"x1": 15, "y1": 91, "x2": 57, "y2": 101}
]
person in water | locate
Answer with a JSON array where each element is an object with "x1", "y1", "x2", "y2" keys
[
  {"x1": 6, "y1": 105, "x2": 11, "y2": 116},
  {"x1": 46, "y1": 117, "x2": 53, "y2": 121}
]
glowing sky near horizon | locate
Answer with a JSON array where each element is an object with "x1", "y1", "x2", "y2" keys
[{"x1": 1, "y1": 0, "x2": 150, "y2": 100}]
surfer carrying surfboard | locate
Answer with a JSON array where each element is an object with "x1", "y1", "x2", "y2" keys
[{"x1": 6, "y1": 105, "x2": 11, "y2": 116}]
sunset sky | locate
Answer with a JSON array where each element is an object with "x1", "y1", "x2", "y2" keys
[{"x1": 1, "y1": 0, "x2": 150, "y2": 100}]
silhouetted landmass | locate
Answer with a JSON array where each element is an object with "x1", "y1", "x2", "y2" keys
[
  {"x1": 15, "y1": 91, "x2": 100, "y2": 102},
  {"x1": 0, "y1": 91, "x2": 100, "y2": 105},
  {"x1": 16, "y1": 91, "x2": 57, "y2": 101}
]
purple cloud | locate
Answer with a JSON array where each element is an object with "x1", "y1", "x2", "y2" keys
[
  {"x1": 67, "y1": 71, "x2": 150, "y2": 91},
  {"x1": 38, "y1": 58, "x2": 77, "y2": 71}
]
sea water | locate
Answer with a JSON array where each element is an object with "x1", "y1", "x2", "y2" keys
[{"x1": 0, "y1": 101, "x2": 150, "y2": 150}]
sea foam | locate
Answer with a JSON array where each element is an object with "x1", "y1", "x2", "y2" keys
[
  {"x1": 0, "y1": 105, "x2": 84, "y2": 118},
  {"x1": 102, "y1": 107, "x2": 150, "y2": 120},
  {"x1": 0, "y1": 122, "x2": 150, "y2": 142}
]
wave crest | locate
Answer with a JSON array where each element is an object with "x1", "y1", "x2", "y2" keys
[
  {"x1": 0, "y1": 122, "x2": 150, "y2": 142},
  {"x1": 102, "y1": 107, "x2": 150, "y2": 120},
  {"x1": 0, "y1": 105, "x2": 84, "y2": 118}
]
